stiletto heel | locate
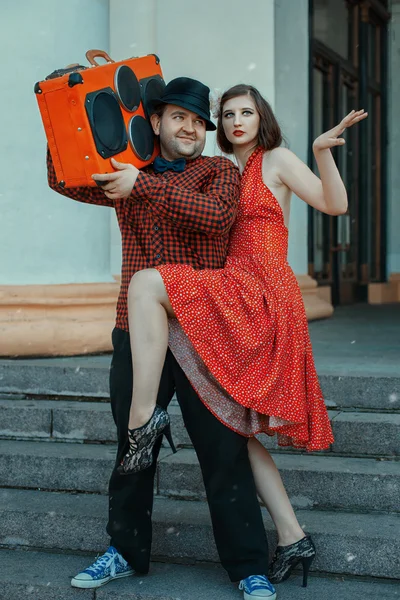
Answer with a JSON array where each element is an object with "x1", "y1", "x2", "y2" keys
[
  {"x1": 301, "y1": 555, "x2": 314, "y2": 588},
  {"x1": 117, "y1": 405, "x2": 172, "y2": 475},
  {"x1": 269, "y1": 535, "x2": 316, "y2": 586},
  {"x1": 164, "y1": 423, "x2": 177, "y2": 453}
]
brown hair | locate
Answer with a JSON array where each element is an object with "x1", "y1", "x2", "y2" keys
[
  {"x1": 150, "y1": 102, "x2": 167, "y2": 118},
  {"x1": 216, "y1": 84, "x2": 283, "y2": 154}
]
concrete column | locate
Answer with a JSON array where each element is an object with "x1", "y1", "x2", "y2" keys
[
  {"x1": 275, "y1": 0, "x2": 333, "y2": 319},
  {"x1": 109, "y1": 0, "x2": 330, "y2": 319},
  {"x1": 109, "y1": 0, "x2": 275, "y2": 274},
  {"x1": 110, "y1": 0, "x2": 275, "y2": 101},
  {"x1": 109, "y1": 0, "x2": 158, "y2": 276},
  {"x1": 155, "y1": 0, "x2": 275, "y2": 158},
  {"x1": 0, "y1": 0, "x2": 119, "y2": 356},
  {"x1": 275, "y1": 0, "x2": 309, "y2": 276}
]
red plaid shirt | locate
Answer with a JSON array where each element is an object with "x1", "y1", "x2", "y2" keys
[{"x1": 47, "y1": 151, "x2": 240, "y2": 331}]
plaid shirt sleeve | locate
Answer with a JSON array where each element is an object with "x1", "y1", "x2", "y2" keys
[
  {"x1": 131, "y1": 159, "x2": 240, "y2": 237},
  {"x1": 46, "y1": 148, "x2": 114, "y2": 207}
]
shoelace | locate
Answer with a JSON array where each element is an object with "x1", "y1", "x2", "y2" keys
[
  {"x1": 86, "y1": 550, "x2": 117, "y2": 577},
  {"x1": 239, "y1": 575, "x2": 274, "y2": 592},
  {"x1": 123, "y1": 432, "x2": 139, "y2": 463}
]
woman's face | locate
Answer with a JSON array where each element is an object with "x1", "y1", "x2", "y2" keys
[{"x1": 221, "y1": 94, "x2": 260, "y2": 148}]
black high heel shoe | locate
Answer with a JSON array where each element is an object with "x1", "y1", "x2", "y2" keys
[
  {"x1": 118, "y1": 405, "x2": 177, "y2": 475},
  {"x1": 269, "y1": 535, "x2": 316, "y2": 587}
]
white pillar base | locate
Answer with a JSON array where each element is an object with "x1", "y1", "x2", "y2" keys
[
  {"x1": 297, "y1": 275, "x2": 334, "y2": 320},
  {"x1": 0, "y1": 283, "x2": 119, "y2": 357},
  {"x1": 368, "y1": 274, "x2": 400, "y2": 304}
]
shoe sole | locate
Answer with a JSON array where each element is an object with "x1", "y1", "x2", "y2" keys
[
  {"x1": 242, "y1": 592, "x2": 277, "y2": 600},
  {"x1": 71, "y1": 569, "x2": 135, "y2": 589}
]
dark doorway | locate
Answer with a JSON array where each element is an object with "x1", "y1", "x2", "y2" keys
[{"x1": 308, "y1": 0, "x2": 389, "y2": 304}]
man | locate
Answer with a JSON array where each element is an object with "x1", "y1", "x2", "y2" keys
[{"x1": 47, "y1": 77, "x2": 276, "y2": 600}]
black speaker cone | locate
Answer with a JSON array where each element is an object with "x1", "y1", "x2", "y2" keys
[
  {"x1": 85, "y1": 87, "x2": 127, "y2": 158},
  {"x1": 128, "y1": 115, "x2": 154, "y2": 160},
  {"x1": 140, "y1": 75, "x2": 166, "y2": 119},
  {"x1": 114, "y1": 65, "x2": 141, "y2": 112}
]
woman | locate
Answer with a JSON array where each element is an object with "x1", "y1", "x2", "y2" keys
[{"x1": 120, "y1": 84, "x2": 367, "y2": 586}]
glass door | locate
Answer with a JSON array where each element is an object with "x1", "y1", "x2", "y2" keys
[{"x1": 309, "y1": 0, "x2": 389, "y2": 304}]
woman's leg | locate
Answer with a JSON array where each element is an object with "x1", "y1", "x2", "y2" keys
[
  {"x1": 127, "y1": 268, "x2": 175, "y2": 430},
  {"x1": 248, "y1": 437, "x2": 305, "y2": 546},
  {"x1": 128, "y1": 269, "x2": 302, "y2": 545}
]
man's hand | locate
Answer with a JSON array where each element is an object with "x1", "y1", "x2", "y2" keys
[{"x1": 92, "y1": 159, "x2": 140, "y2": 199}]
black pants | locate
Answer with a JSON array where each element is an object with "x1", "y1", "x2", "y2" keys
[{"x1": 107, "y1": 328, "x2": 269, "y2": 582}]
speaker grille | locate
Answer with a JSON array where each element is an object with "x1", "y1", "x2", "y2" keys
[
  {"x1": 114, "y1": 65, "x2": 141, "y2": 112},
  {"x1": 128, "y1": 115, "x2": 154, "y2": 161},
  {"x1": 85, "y1": 88, "x2": 127, "y2": 158}
]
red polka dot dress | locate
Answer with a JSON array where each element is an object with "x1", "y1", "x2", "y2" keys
[{"x1": 157, "y1": 147, "x2": 334, "y2": 451}]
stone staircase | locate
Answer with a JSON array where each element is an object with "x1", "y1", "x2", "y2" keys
[{"x1": 0, "y1": 357, "x2": 399, "y2": 599}]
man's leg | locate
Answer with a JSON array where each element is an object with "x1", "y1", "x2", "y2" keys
[
  {"x1": 107, "y1": 328, "x2": 175, "y2": 573},
  {"x1": 170, "y1": 351, "x2": 269, "y2": 582}
]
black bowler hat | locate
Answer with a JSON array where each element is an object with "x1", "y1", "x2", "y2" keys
[{"x1": 149, "y1": 76, "x2": 216, "y2": 131}]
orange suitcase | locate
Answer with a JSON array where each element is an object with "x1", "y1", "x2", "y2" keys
[{"x1": 35, "y1": 50, "x2": 165, "y2": 187}]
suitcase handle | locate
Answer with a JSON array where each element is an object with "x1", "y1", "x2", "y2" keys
[{"x1": 85, "y1": 49, "x2": 115, "y2": 66}]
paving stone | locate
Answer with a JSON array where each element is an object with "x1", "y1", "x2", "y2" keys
[
  {"x1": 1, "y1": 548, "x2": 399, "y2": 600},
  {"x1": 0, "y1": 548, "x2": 94, "y2": 600}
]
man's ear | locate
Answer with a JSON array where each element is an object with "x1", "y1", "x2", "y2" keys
[{"x1": 150, "y1": 113, "x2": 161, "y2": 135}]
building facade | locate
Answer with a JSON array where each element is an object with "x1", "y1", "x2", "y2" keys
[{"x1": 1, "y1": 0, "x2": 398, "y2": 355}]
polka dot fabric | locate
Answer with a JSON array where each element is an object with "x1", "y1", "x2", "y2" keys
[{"x1": 157, "y1": 147, "x2": 334, "y2": 451}]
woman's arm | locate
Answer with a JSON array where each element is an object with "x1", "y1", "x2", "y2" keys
[{"x1": 275, "y1": 110, "x2": 367, "y2": 216}]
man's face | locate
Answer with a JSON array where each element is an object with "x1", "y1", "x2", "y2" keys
[{"x1": 150, "y1": 104, "x2": 207, "y2": 161}]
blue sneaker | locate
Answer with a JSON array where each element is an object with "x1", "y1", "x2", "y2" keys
[
  {"x1": 71, "y1": 546, "x2": 135, "y2": 589},
  {"x1": 239, "y1": 575, "x2": 277, "y2": 600}
]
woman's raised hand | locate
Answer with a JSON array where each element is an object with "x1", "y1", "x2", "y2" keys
[{"x1": 313, "y1": 109, "x2": 368, "y2": 152}]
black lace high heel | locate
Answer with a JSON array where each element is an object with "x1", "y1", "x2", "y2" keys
[
  {"x1": 163, "y1": 423, "x2": 176, "y2": 453},
  {"x1": 118, "y1": 405, "x2": 176, "y2": 475},
  {"x1": 269, "y1": 535, "x2": 316, "y2": 587}
]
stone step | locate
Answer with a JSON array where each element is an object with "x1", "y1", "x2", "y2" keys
[
  {"x1": 1, "y1": 357, "x2": 399, "y2": 410},
  {"x1": 2, "y1": 549, "x2": 399, "y2": 600},
  {"x1": 0, "y1": 440, "x2": 398, "y2": 512},
  {"x1": 319, "y1": 374, "x2": 399, "y2": 411},
  {"x1": 0, "y1": 398, "x2": 115, "y2": 444},
  {"x1": 158, "y1": 448, "x2": 399, "y2": 513},
  {"x1": 1, "y1": 398, "x2": 399, "y2": 458},
  {"x1": 0, "y1": 489, "x2": 399, "y2": 579}
]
